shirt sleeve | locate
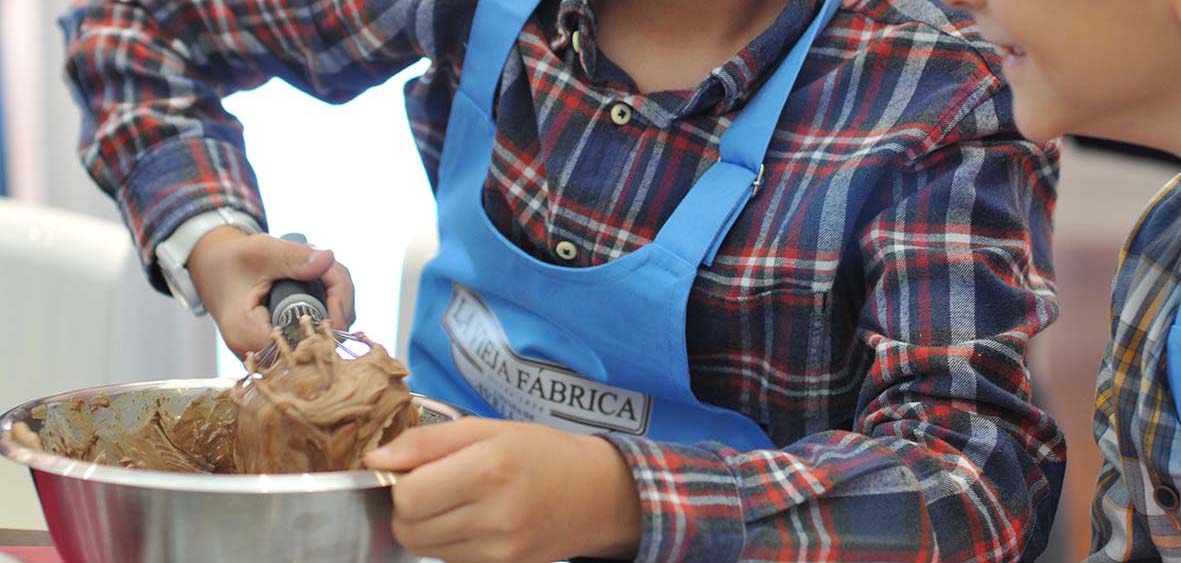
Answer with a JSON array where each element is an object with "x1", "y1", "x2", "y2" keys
[
  {"x1": 602, "y1": 87, "x2": 1067, "y2": 562},
  {"x1": 1089, "y1": 176, "x2": 1181, "y2": 562},
  {"x1": 59, "y1": 0, "x2": 473, "y2": 291}
]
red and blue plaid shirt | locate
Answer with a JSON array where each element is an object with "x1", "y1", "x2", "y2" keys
[{"x1": 61, "y1": 0, "x2": 1066, "y2": 560}]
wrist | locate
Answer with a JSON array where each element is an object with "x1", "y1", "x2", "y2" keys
[
  {"x1": 156, "y1": 209, "x2": 260, "y2": 314},
  {"x1": 187, "y1": 225, "x2": 252, "y2": 316},
  {"x1": 576, "y1": 435, "x2": 642, "y2": 559},
  {"x1": 189, "y1": 225, "x2": 250, "y2": 271}
]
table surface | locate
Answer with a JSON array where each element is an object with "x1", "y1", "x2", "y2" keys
[{"x1": 0, "y1": 530, "x2": 51, "y2": 547}]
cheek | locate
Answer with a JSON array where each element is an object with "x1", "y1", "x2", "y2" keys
[
  {"x1": 1025, "y1": 37, "x2": 1161, "y2": 137},
  {"x1": 992, "y1": 0, "x2": 1164, "y2": 138}
]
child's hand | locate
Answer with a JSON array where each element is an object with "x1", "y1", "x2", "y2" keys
[
  {"x1": 364, "y1": 418, "x2": 642, "y2": 563},
  {"x1": 188, "y1": 227, "x2": 355, "y2": 358}
]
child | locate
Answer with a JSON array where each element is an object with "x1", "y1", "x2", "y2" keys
[
  {"x1": 945, "y1": 0, "x2": 1181, "y2": 560},
  {"x1": 63, "y1": 0, "x2": 1066, "y2": 560}
]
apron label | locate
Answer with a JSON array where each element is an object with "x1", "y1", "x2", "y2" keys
[{"x1": 442, "y1": 285, "x2": 652, "y2": 435}]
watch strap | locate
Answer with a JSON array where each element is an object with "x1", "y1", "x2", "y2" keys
[{"x1": 156, "y1": 208, "x2": 262, "y2": 315}]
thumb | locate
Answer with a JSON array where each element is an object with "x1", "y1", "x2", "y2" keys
[
  {"x1": 364, "y1": 418, "x2": 499, "y2": 471},
  {"x1": 256, "y1": 237, "x2": 335, "y2": 281}
]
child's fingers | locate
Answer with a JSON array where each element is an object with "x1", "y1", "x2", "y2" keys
[
  {"x1": 363, "y1": 418, "x2": 500, "y2": 471},
  {"x1": 389, "y1": 439, "x2": 497, "y2": 521}
]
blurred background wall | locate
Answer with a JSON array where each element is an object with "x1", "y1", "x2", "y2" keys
[
  {"x1": 3, "y1": 2, "x2": 1181, "y2": 560},
  {"x1": 2, "y1": 0, "x2": 114, "y2": 213},
  {"x1": 0, "y1": 17, "x2": 7, "y2": 199}
]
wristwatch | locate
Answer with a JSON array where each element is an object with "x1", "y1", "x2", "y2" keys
[{"x1": 156, "y1": 208, "x2": 262, "y2": 315}]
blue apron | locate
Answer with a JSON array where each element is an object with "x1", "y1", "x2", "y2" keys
[
  {"x1": 1167, "y1": 304, "x2": 1181, "y2": 416},
  {"x1": 408, "y1": 0, "x2": 840, "y2": 452}
]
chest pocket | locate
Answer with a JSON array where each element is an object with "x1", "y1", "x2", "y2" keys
[
  {"x1": 683, "y1": 161, "x2": 868, "y2": 441},
  {"x1": 687, "y1": 253, "x2": 853, "y2": 444}
]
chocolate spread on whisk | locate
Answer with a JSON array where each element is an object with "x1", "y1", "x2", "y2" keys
[
  {"x1": 233, "y1": 317, "x2": 418, "y2": 473},
  {"x1": 20, "y1": 318, "x2": 418, "y2": 474}
]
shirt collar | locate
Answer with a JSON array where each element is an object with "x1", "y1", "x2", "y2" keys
[
  {"x1": 550, "y1": 0, "x2": 821, "y2": 120},
  {"x1": 551, "y1": 0, "x2": 599, "y2": 80}
]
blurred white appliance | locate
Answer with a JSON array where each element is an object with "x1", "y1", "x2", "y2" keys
[{"x1": 0, "y1": 199, "x2": 216, "y2": 405}]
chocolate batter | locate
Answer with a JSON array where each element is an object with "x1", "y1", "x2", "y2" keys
[
  {"x1": 17, "y1": 318, "x2": 418, "y2": 474},
  {"x1": 23, "y1": 392, "x2": 238, "y2": 472}
]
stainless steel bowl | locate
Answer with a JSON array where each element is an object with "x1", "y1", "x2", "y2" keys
[{"x1": 0, "y1": 378, "x2": 468, "y2": 563}]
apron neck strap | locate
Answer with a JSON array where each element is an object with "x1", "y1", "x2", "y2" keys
[
  {"x1": 652, "y1": 0, "x2": 841, "y2": 267},
  {"x1": 456, "y1": 0, "x2": 544, "y2": 116},
  {"x1": 717, "y1": 0, "x2": 840, "y2": 172}
]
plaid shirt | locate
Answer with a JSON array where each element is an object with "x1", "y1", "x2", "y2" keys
[
  {"x1": 61, "y1": 0, "x2": 1066, "y2": 560},
  {"x1": 1091, "y1": 174, "x2": 1181, "y2": 562}
]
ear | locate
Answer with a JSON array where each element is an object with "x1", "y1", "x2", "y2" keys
[{"x1": 1173, "y1": 0, "x2": 1181, "y2": 23}]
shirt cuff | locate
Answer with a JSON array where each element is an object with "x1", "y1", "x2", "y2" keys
[
  {"x1": 116, "y1": 137, "x2": 267, "y2": 293},
  {"x1": 599, "y1": 434, "x2": 746, "y2": 563}
]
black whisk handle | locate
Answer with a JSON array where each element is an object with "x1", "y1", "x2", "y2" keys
[{"x1": 267, "y1": 233, "x2": 329, "y2": 327}]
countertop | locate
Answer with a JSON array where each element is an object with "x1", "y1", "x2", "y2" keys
[
  {"x1": 0, "y1": 529, "x2": 58, "y2": 563},
  {"x1": 0, "y1": 530, "x2": 50, "y2": 547}
]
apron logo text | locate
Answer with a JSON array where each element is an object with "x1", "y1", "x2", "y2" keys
[{"x1": 443, "y1": 285, "x2": 651, "y2": 434}]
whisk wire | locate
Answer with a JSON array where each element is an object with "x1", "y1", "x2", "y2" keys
[{"x1": 248, "y1": 316, "x2": 372, "y2": 373}]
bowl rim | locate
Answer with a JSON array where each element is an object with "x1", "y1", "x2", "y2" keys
[{"x1": 0, "y1": 378, "x2": 467, "y2": 494}]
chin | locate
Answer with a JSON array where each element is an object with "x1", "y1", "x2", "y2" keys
[{"x1": 1012, "y1": 101, "x2": 1070, "y2": 146}]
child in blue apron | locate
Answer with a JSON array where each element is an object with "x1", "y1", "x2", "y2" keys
[
  {"x1": 63, "y1": 0, "x2": 1067, "y2": 560},
  {"x1": 947, "y1": 0, "x2": 1181, "y2": 560}
]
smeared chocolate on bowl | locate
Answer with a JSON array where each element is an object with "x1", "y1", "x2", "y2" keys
[{"x1": 13, "y1": 318, "x2": 418, "y2": 474}]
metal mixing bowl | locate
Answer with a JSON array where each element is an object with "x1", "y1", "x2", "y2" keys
[{"x1": 0, "y1": 378, "x2": 468, "y2": 563}]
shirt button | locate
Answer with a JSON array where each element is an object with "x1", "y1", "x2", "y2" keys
[
  {"x1": 571, "y1": 30, "x2": 583, "y2": 54},
  {"x1": 1155, "y1": 485, "x2": 1180, "y2": 511},
  {"x1": 555, "y1": 240, "x2": 578, "y2": 261},
  {"x1": 609, "y1": 102, "x2": 632, "y2": 126}
]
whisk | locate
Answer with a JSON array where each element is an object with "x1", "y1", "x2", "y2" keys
[{"x1": 247, "y1": 233, "x2": 370, "y2": 371}]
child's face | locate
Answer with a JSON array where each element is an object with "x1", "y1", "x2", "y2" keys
[{"x1": 946, "y1": 0, "x2": 1181, "y2": 147}]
